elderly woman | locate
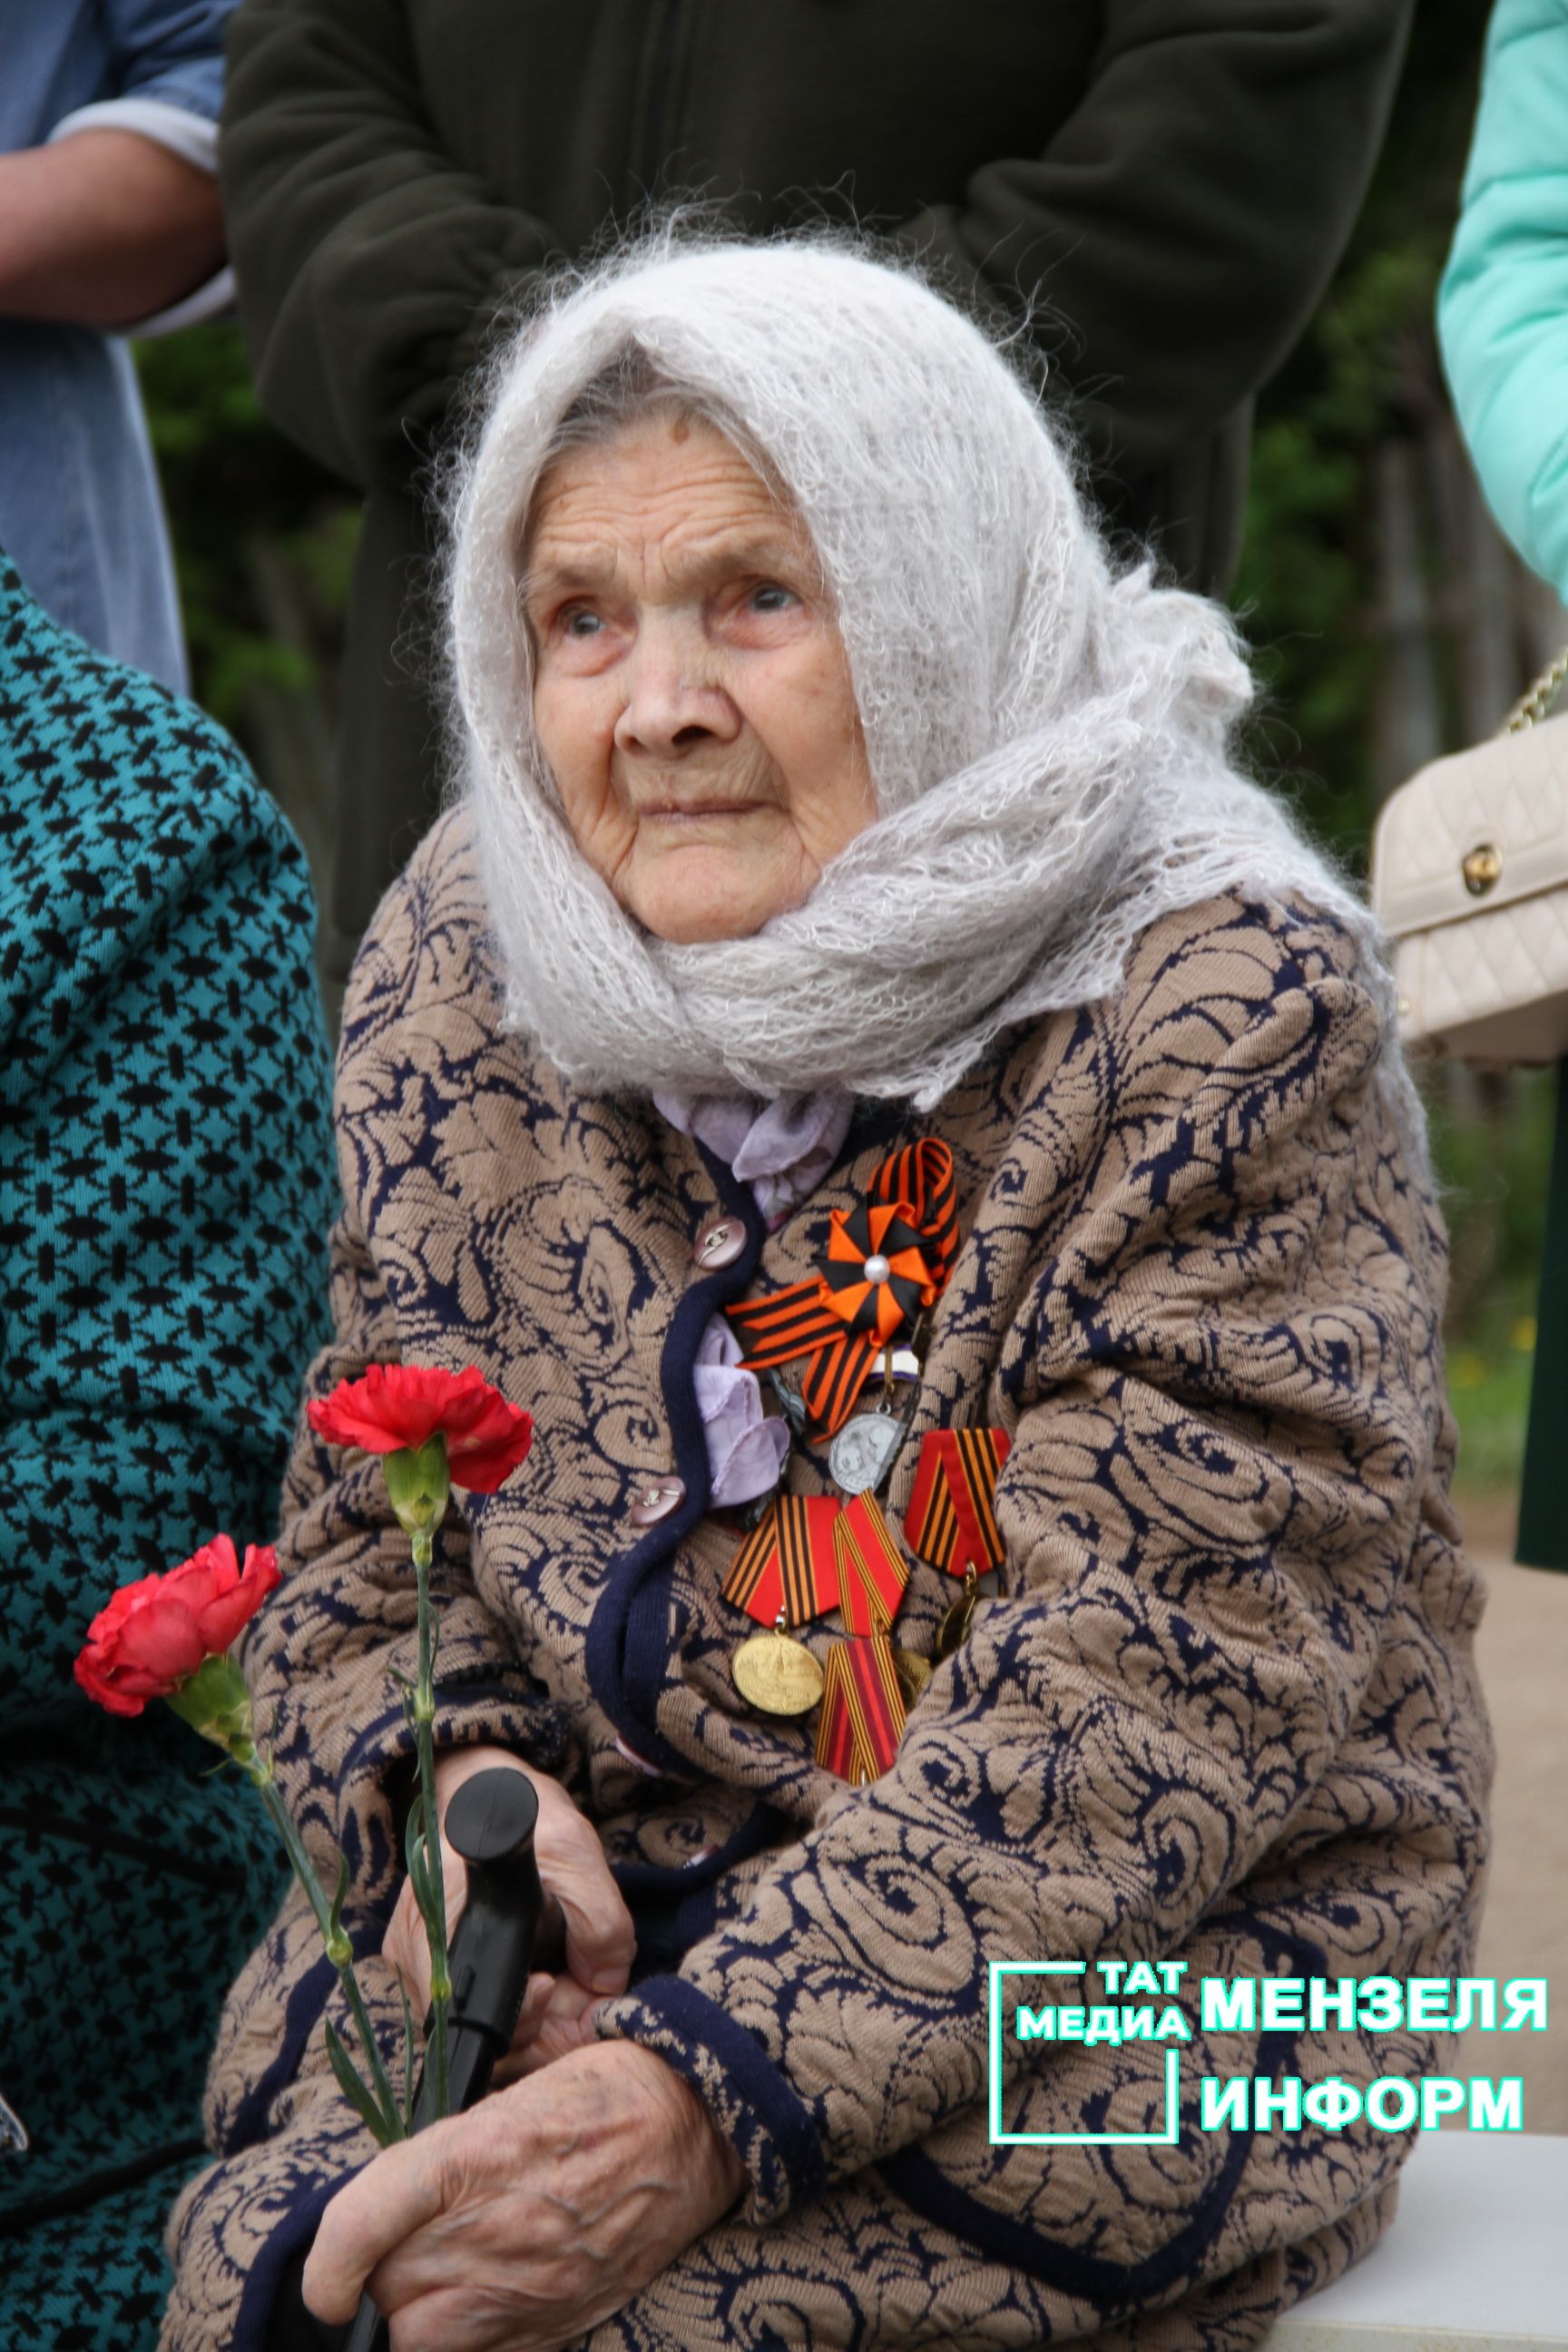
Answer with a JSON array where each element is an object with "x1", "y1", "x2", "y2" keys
[{"x1": 164, "y1": 237, "x2": 1489, "y2": 2352}]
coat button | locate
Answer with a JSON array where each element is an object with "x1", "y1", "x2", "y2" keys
[
  {"x1": 693, "y1": 1215, "x2": 745, "y2": 1270},
  {"x1": 629, "y1": 1474, "x2": 686, "y2": 1526}
]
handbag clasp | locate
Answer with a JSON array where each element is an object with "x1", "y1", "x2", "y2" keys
[{"x1": 1462, "y1": 843, "x2": 1503, "y2": 897}]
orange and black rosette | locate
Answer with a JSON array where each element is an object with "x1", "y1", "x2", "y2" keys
[
  {"x1": 726, "y1": 1139, "x2": 957, "y2": 1435},
  {"x1": 818, "y1": 1199, "x2": 933, "y2": 1342}
]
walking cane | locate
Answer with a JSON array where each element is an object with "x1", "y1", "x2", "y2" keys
[{"x1": 342, "y1": 1765, "x2": 563, "y2": 2352}]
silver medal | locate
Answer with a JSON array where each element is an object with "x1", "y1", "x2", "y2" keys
[{"x1": 828, "y1": 1411, "x2": 905, "y2": 1494}]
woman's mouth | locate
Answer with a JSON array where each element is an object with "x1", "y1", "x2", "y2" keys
[{"x1": 641, "y1": 799, "x2": 761, "y2": 825}]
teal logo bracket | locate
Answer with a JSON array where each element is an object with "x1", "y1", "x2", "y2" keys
[{"x1": 988, "y1": 1959, "x2": 1182, "y2": 2146}]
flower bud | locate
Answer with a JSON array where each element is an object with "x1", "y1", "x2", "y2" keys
[
  {"x1": 163, "y1": 1651, "x2": 258, "y2": 1767},
  {"x1": 383, "y1": 1435, "x2": 451, "y2": 1537}
]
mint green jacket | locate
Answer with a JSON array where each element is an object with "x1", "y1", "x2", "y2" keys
[{"x1": 1440, "y1": 0, "x2": 1568, "y2": 597}]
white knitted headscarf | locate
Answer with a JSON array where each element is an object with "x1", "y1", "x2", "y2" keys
[{"x1": 449, "y1": 230, "x2": 1396, "y2": 1116}]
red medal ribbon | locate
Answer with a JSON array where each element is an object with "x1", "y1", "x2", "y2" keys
[
  {"x1": 906, "y1": 1426, "x2": 1012, "y2": 1577},
  {"x1": 726, "y1": 1139, "x2": 959, "y2": 1435},
  {"x1": 815, "y1": 1632, "x2": 907, "y2": 1783},
  {"x1": 832, "y1": 1492, "x2": 909, "y2": 1636},
  {"x1": 722, "y1": 1495, "x2": 841, "y2": 1625}
]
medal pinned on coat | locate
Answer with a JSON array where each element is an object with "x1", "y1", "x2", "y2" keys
[
  {"x1": 722, "y1": 1488, "x2": 910, "y2": 1736},
  {"x1": 725, "y1": 1495, "x2": 839, "y2": 1716},
  {"x1": 717, "y1": 1136, "x2": 1011, "y2": 1778},
  {"x1": 828, "y1": 1345, "x2": 921, "y2": 1494},
  {"x1": 906, "y1": 1424, "x2": 1011, "y2": 1657},
  {"x1": 721, "y1": 1440, "x2": 1013, "y2": 1769}
]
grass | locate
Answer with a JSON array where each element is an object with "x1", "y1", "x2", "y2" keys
[{"x1": 1448, "y1": 1318, "x2": 1536, "y2": 1497}]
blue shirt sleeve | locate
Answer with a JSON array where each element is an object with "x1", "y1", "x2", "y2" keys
[{"x1": 102, "y1": 0, "x2": 239, "y2": 122}]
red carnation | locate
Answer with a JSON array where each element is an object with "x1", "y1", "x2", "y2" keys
[
  {"x1": 74, "y1": 1536, "x2": 279, "y2": 1718},
  {"x1": 307, "y1": 1363, "x2": 534, "y2": 1493}
]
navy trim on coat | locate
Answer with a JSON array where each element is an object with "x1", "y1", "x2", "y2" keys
[
  {"x1": 235, "y1": 2164, "x2": 364, "y2": 2352},
  {"x1": 616, "y1": 1971, "x2": 829, "y2": 2209},
  {"x1": 584, "y1": 1142, "x2": 765, "y2": 1775}
]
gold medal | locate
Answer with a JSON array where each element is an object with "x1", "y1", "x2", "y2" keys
[
  {"x1": 892, "y1": 1646, "x2": 934, "y2": 1707},
  {"x1": 731, "y1": 1629, "x2": 826, "y2": 1717},
  {"x1": 936, "y1": 1567, "x2": 979, "y2": 1660}
]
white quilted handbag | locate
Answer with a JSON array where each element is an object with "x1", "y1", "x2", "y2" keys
[{"x1": 1371, "y1": 652, "x2": 1568, "y2": 1064}]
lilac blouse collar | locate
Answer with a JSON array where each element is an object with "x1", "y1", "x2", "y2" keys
[
  {"x1": 656, "y1": 1086, "x2": 854, "y2": 1508},
  {"x1": 652, "y1": 1087, "x2": 854, "y2": 1229}
]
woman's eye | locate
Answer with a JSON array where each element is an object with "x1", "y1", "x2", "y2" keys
[
  {"x1": 560, "y1": 606, "x2": 603, "y2": 639},
  {"x1": 746, "y1": 582, "x2": 799, "y2": 614}
]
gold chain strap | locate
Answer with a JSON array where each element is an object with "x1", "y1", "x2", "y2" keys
[{"x1": 1504, "y1": 647, "x2": 1568, "y2": 734}]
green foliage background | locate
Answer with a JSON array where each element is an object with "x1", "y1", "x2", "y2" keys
[{"x1": 139, "y1": 0, "x2": 1548, "y2": 1496}]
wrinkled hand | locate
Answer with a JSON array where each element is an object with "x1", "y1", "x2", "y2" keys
[
  {"x1": 303, "y1": 2038, "x2": 747, "y2": 2349},
  {"x1": 382, "y1": 1746, "x2": 635, "y2": 2079}
]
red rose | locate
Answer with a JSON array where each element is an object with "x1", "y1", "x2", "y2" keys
[
  {"x1": 74, "y1": 1536, "x2": 280, "y2": 1718},
  {"x1": 308, "y1": 1364, "x2": 534, "y2": 1493}
]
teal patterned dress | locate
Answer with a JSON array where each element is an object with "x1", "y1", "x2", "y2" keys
[{"x1": 0, "y1": 556, "x2": 337, "y2": 2346}]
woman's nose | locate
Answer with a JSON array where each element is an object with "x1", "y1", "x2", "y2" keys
[{"x1": 614, "y1": 620, "x2": 740, "y2": 760}]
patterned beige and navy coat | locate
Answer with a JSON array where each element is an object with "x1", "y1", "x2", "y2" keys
[{"x1": 162, "y1": 808, "x2": 1491, "y2": 2352}]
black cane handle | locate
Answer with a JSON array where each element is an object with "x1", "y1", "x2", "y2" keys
[{"x1": 341, "y1": 1767, "x2": 562, "y2": 2352}]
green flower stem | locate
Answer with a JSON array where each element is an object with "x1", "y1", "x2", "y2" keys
[
  {"x1": 165, "y1": 1655, "x2": 403, "y2": 2141},
  {"x1": 410, "y1": 1524, "x2": 451, "y2": 2122},
  {"x1": 250, "y1": 1767, "x2": 405, "y2": 2144}
]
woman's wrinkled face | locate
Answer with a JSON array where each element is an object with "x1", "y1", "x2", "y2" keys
[{"x1": 524, "y1": 413, "x2": 876, "y2": 944}]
